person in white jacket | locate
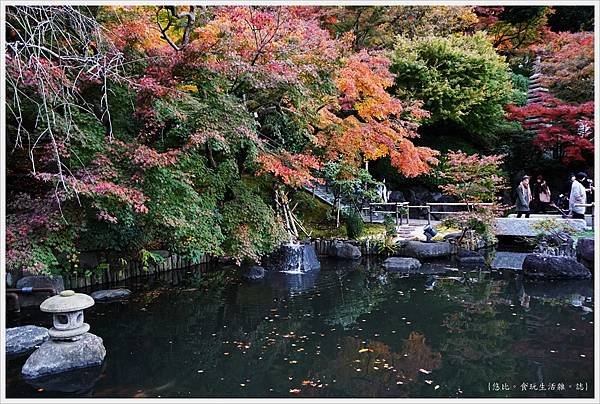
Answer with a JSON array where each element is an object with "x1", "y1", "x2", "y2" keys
[{"x1": 569, "y1": 172, "x2": 588, "y2": 219}]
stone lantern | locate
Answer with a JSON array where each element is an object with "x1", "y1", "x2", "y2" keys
[
  {"x1": 40, "y1": 290, "x2": 94, "y2": 341},
  {"x1": 22, "y1": 289, "x2": 106, "y2": 380}
]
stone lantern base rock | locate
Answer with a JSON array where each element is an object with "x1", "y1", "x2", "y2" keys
[{"x1": 22, "y1": 333, "x2": 106, "y2": 379}]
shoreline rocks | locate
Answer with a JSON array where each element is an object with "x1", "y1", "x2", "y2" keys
[
  {"x1": 383, "y1": 257, "x2": 421, "y2": 272},
  {"x1": 576, "y1": 238, "x2": 594, "y2": 269},
  {"x1": 327, "y1": 241, "x2": 362, "y2": 260},
  {"x1": 6, "y1": 326, "x2": 49, "y2": 357},
  {"x1": 401, "y1": 241, "x2": 453, "y2": 259},
  {"x1": 14, "y1": 276, "x2": 64, "y2": 308},
  {"x1": 90, "y1": 289, "x2": 131, "y2": 302},
  {"x1": 523, "y1": 254, "x2": 592, "y2": 280}
]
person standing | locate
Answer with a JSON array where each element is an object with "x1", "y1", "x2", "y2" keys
[
  {"x1": 532, "y1": 175, "x2": 545, "y2": 213},
  {"x1": 516, "y1": 175, "x2": 532, "y2": 218},
  {"x1": 569, "y1": 172, "x2": 588, "y2": 219},
  {"x1": 537, "y1": 178, "x2": 552, "y2": 214}
]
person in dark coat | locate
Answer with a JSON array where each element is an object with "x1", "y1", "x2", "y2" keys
[
  {"x1": 533, "y1": 175, "x2": 551, "y2": 214},
  {"x1": 516, "y1": 175, "x2": 532, "y2": 218}
]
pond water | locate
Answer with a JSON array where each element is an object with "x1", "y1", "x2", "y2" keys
[{"x1": 6, "y1": 256, "x2": 595, "y2": 398}]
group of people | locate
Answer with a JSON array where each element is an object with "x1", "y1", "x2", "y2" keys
[{"x1": 516, "y1": 172, "x2": 593, "y2": 219}]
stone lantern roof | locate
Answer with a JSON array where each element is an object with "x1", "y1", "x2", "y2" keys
[{"x1": 40, "y1": 290, "x2": 94, "y2": 313}]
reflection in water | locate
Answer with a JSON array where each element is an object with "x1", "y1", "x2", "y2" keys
[
  {"x1": 6, "y1": 258, "x2": 594, "y2": 398},
  {"x1": 25, "y1": 365, "x2": 104, "y2": 396}
]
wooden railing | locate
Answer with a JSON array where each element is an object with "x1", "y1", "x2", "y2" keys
[{"x1": 362, "y1": 202, "x2": 495, "y2": 225}]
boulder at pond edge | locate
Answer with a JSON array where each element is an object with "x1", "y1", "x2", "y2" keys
[
  {"x1": 327, "y1": 241, "x2": 362, "y2": 259},
  {"x1": 522, "y1": 254, "x2": 592, "y2": 280},
  {"x1": 6, "y1": 326, "x2": 49, "y2": 357}
]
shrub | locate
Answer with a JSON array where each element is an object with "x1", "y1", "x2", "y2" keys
[
  {"x1": 383, "y1": 215, "x2": 397, "y2": 237},
  {"x1": 346, "y1": 209, "x2": 365, "y2": 239}
]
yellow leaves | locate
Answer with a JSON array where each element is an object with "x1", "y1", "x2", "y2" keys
[
  {"x1": 358, "y1": 348, "x2": 373, "y2": 353},
  {"x1": 177, "y1": 84, "x2": 198, "y2": 93}
]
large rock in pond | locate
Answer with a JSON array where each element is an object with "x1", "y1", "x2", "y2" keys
[
  {"x1": 6, "y1": 326, "x2": 49, "y2": 357},
  {"x1": 576, "y1": 237, "x2": 594, "y2": 269},
  {"x1": 401, "y1": 241, "x2": 452, "y2": 259},
  {"x1": 90, "y1": 288, "x2": 131, "y2": 302},
  {"x1": 263, "y1": 243, "x2": 321, "y2": 272},
  {"x1": 327, "y1": 241, "x2": 362, "y2": 259},
  {"x1": 383, "y1": 257, "x2": 421, "y2": 272},
  {"x1": 22, "y1": 333, "x2": 106, "y2": 379},
  {"x1": 522, "y1": 254, "x2": 592, "y2": 280},
  {"x1": 15, "y1": 276, "x2": 64, "y2": 308},
  {"x1": 242, "y1": 265, "x2": 265, "y2": 281}
]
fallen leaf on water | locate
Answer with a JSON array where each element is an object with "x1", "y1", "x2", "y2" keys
[
  {"x1": 419, "y1": 369, "x2": 431, "y2": 374},
  {"x1": 425, "y1": 380, "x2": 433, "y2": 384},
  {"x1": 289, "y1": 389, "x2": 301, "y2": 394},
  {"x1": 358, "y1": 348, "x2": 372, "y2": 353},
  {"x1": 435, "y1": 385, "x2": 440, "y2": 390}
]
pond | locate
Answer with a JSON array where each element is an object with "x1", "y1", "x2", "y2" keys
[{"x1": 6, "y1": 255, "x2": 594, "y2": 398}]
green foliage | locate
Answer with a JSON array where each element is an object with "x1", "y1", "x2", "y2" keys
[
  {"x1": 322, "y1": 162, "x2": 381, "y2": 210},
  {"x1": 220, "y1": 183, "x2": 287, "y2": 264},
  {"x1": 530, "y1": 217, "x2": 578, "y2": 253},
  {"x1": 368, "y1": 236, "x2": 402, "y2": 256},
  {"x1": 391, "y1": 33, "x2": 515, "y2": 141},
  {"x1": 383, "y1": 215, "x2": 397, "y2": 237},
  {"x1": 510, "y1": 73, "x2": 528, "y2": 106},
  {"x1": 139, "y1": 249, "x2": 165, "y2": 272},
  {"x1": 345, "y1": 209, "x2": 365, "y2": 240}
]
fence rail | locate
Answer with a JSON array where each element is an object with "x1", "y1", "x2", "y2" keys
[{"x1": 363, "y1": 202, "x2": 495, "y2": 225}]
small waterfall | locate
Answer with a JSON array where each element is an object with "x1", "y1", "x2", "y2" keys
[{"x1": 263, "y1": 242, "x2": 321, "y2": 273}]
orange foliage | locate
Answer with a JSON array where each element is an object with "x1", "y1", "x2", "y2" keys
[
  {"x1": 256, "y1": 152, "x2": 323, "y2": 188},
  {"x1": 318, "y1": 50, "x2": 438, "y2": 177}
]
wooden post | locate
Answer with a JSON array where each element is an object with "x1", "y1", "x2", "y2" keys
[{"x1": 395, "y1": 203, "x2": 399, "y2": 226}]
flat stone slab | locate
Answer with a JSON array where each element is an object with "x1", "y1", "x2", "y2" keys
[
  {"x1": 491, "y1": 252, "x2": 529, "y2": 270},
  {"x1": 508, "y1": 213, "x2": 593, "y2": 226},
  {"x1": 6, "y1": 326, "x2": 49, "y2": 357},
  {"x1": 90, "y1": 288, "x2": 131, "y2": 302},
  {"x1": 383, "y1": 257, "x2": 422, "y2": 272},
  {"x1": 22, "y1": 333, "x2": 106, "y2": 379},
  {"x1": 494, "y1": 218, "x2": 587, "y2": 237}
]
